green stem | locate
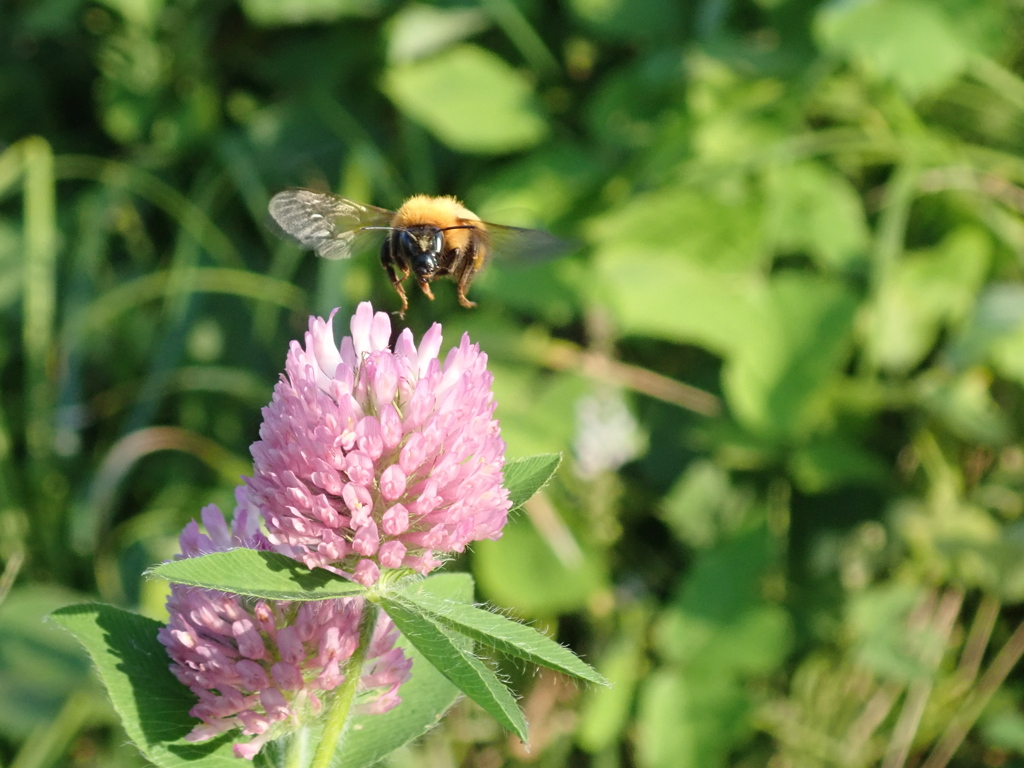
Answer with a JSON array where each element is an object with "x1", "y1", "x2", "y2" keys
[
  {"x1": 309, "y1": 602, "x2": 378, "y2": 768},
  {"x1": 284, "y1": 727, "x2": 310, "y2": 768}
]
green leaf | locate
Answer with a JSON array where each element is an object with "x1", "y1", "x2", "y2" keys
[
  {"x1": 816, "y1": 0, "x2": 969, "y2": 98},
  {"x1": 576, "y1": 609, "x2": 648, "y2": 753},
  {"x1": 658, "y1": 461, "x2": 753, "y2": 549},
  {"x1": 654, "y1": 528, "x2": 786, "y2": 666},
  {"x1": 474, "y1": 256, "x2": 587, "y2": 328},
  {"x1": 149, "y1": 549, "x2": 366, "y2": 601},
  {"x1": 982, "y1": 709, "x2": 1024, "y2": 753},
  {"x1": 239, "y1": 0, "x2": 385, "y2": 26},
  {"x1": 915, "y1": 369, "x2": 1010, "y2": 446},
  {"x1": 584, "y1": 51, "x2": 689, "y2": 151},
  {"x1": 589, "y1": 185, "x2": 765, "y2": 275},
  {"x1": 893, "y1": 495, "x2": 1008, "y2": 594},
  {"x1": 848, "y1": 584, "x2": 937, "y2": 681},
  {"x1": 386, "y1": 5, "x2": 489, "y2": 64},
  {"x1": 599, "y1": 252, "x2": 770, "y2": 358},
  {"x1": 638, "y1": 529, "x2": 790, "y2": 768},
  {"x1": 948, "y1": 282, "x2": 1024, "y2": 372},
  {"x1": 968, "y1": 522, "x2": 1024, "y2": 604},
  {"x1": 379, "y1": 595, "x2": 528, "y2": 741},
  {"x1": 332, "y1": 572, "x2": 473, "y2": 768},
  {"x1": 474, "y1": 512, "x2": 608, "y2": 617},
  {"x1": 382, "y1": 44, "x2": 548, "y2": 154},
  {"x1": 636, "y1": 668, "x2": 751, "y2": 768},
  {"x1": 50, "y1": 604, "x2": 241, "y2": 768},
  {"x1": 724, "y1": 274, "x2": 858, "y2": 439},
  {"x1": 788, "y1": 437, "x2": 888, "y2": 494},
  {"x1": 504, "y1": 453, "x2": 561, "y2": 510},
  {"x1": 490, "y1": 364, "x2": 590, "y2": 458},
  {"x1": 469, "y1": 143, "x2": 600, "y2": 229},
  {"x1": 991, "y1": 323, "x2": 1024, "y2": 387},
  {"x1": 50, "y1": 574, "x2": 475, "y2": 768},
  {"x1": 591, "y1": 184, "x2": 770, "y2": 359},
  {"x1": 397, "y1": 588, "x2": 607, "y2": 686},
  {"x1": 566, "y1": 0, "x2": 683, "y2": 43},
  {"x1": 866, "y1": 227, "x2": 992, "y2": 374},
  {"x1": 0, "y1": 586, "x2": 95, "y2": 740},
  {"x1": 763, "y1": 162, "x2": 869, "y2": 271},
  {"x1": 658, "y1": 604, "x2": 792, "y2": 678}
]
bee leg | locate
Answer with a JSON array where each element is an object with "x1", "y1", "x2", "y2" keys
[
  {"x1": 382, "y1": 243, "x2": 410, "y2": 317},
  {"x1": 393, "y1": 282, "x2": 410, "y2": 317},
  {"x1": 455, "y1": 247, "x2": 478, "y2": 309},
  {"x1": 456, "y1": 278, "x2": 477, "y2": 308}
]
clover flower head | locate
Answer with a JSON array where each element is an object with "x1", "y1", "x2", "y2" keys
[
  {"x1": 157, "y1": 500, "x2": 412, "y2": 760},
  {"x1": 246, "y1": 302, "x2": 511, "y2": 585}
]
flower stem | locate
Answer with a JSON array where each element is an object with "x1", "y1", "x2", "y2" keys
[
  {"x1": 284, "y1": 727, "x2": 310, "y2": 768},
  {"x1": 309, "y1": 601, "x2": 378, "y2": 768}
]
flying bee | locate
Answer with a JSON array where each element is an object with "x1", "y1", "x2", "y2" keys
[{"x1": 267, "y1": 189, "x2": 569, "y2": 316}]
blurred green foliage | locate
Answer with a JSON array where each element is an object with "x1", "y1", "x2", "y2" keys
[{"x1": 4, "y1": 0, "x2": 1024, "y2": 766}]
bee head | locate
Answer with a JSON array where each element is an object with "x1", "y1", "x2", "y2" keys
[{"x1": 397, "y1": 227, "x2": 444, "y2": 277}]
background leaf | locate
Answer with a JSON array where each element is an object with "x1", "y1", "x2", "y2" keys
[
  {"x1": 722, "y1": 274, "x2": 858, "y2": 440},
  {"x1": 239, "y1": 0, "x2": 386, "y2": 26},
  {"x1": 382, "y1": 44, "x2": 548, "y2": 154},
  {"x1": 0, "y1": 586, "x2": 96, "y2": 742},
  {"x1": 474, "y1": 512, "x2": 608, "y2": 617},
  {"x1": 816, "y1": 0, "x2": 970, "y2": 98}
]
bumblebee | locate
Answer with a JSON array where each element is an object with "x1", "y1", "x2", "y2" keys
[{"x1": 267, "y1": 189, "x2": 567, "y2": 315}]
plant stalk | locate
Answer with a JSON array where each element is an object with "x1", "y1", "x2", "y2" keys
[
  {"x1": 309, "y1": 601, "x2": 378, "y2": 768},
  {"x1": 284, "y1": 726, "x2": 310, "y2": 768}
]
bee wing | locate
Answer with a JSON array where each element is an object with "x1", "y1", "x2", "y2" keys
[
  {"x1": 267, "y1": 189, "x2": 394, "y2": 260},
  {"x1": 482, "y1": 221, "x2": 576, "y2": 264}
]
